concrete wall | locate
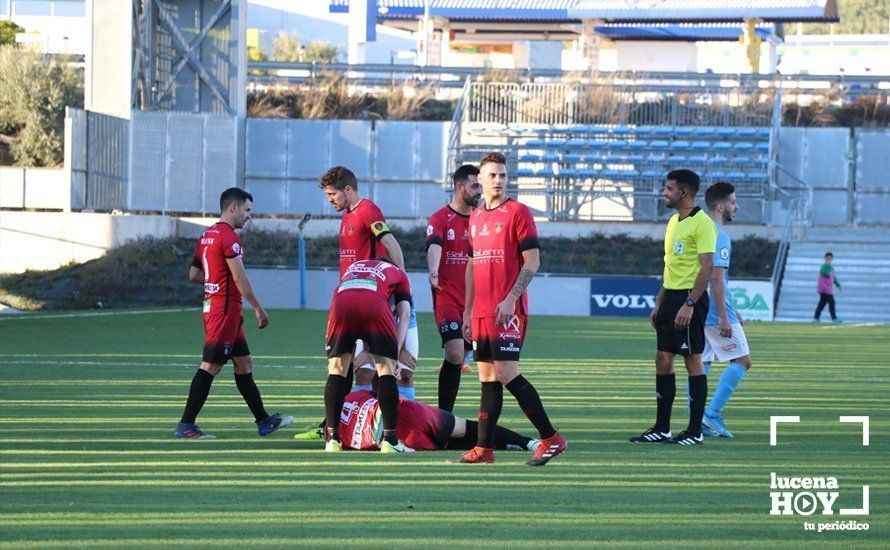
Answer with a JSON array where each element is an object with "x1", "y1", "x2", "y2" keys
[{"x1": 0, "y1": 168, "x2": 69, "y2": 210}]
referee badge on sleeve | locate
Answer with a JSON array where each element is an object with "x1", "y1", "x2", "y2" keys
[{"x1": 720, "y1": 247, "x2": 730, "y2": 260}]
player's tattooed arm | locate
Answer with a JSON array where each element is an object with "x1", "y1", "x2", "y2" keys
[{"x1": 508, "y1": 268, "x2": 535, "y2": 300}]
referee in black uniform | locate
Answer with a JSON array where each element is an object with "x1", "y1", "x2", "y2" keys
[{"x1": 631, "y1": 169, "x2": 716, "y2": 446}]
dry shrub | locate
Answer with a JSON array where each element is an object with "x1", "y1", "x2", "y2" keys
[{"x1": 384, "y1": 83, "x2": 436, "y2": 120}]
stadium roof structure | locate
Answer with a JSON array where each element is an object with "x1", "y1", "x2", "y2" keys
[{"x1": 330, "y1": 0, "x2": 839, "y2": 23}]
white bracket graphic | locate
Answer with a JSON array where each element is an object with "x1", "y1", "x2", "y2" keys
[
  {"x1": 770, "y1": 416, "x2": 800, "y2": 446},
  {"x1": 840, "y1": 486, "x2": 870, "y2": 515},
  {"x1": 839, "y1": 416, "x2": 870, "y2": 446}
]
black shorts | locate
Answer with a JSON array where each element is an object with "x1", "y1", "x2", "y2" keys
[{"x1": 655, "y1": 290, "x2": 709, "y2": 356}]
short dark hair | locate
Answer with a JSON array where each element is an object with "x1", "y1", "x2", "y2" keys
[
  {"x1": 453, "y1": 164, "x2": 480, "y2": 186},
  {"x1": 219, "y1": 187, "x2": 253, "y2": 213},
  {"x1": 479, "y1": 152, "x2": 507, "y2": 167},
  {"x1": 705, "y1": 181, "x2": 735, "y2": 211},
  {"x1": 319, "y1": 166, "x2": 358, "y2": 191},
  {"x1": 667, "y1": 169, "x2": 700, "y2": 196},
  {"x1": 825, "y1": 252, "x2": 833, "y2": 258}
]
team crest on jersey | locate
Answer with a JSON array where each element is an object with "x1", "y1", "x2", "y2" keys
[
  {"x1": 231, "y1": 243, "x2": 241, "y2": 255},
  {"x1": 426, "y1": 225, "x2": 434, "y2": 236},
  {"x1": 348, "y1": 225, "x2": 355, "y2": 235},
  {"x1": 480, "y1": 224, "x2": 490, "y2": 236},
  {"x1": 447, "y1": 228, "x2": 456, "y2": 240},
  {"x1": 495, "y1": 223, "x2": 503, "y2": 234},
  {"x1": 673, "y1": 240, "x2": 685, "y2": 255}
]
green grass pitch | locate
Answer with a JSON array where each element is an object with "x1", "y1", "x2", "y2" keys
[{"x1": 1, "y1": 309, "x2": 887, "y2": 548}]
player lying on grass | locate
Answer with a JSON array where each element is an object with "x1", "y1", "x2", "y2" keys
[
  {"x1": 323, "y1": 259, "x2": 417, "y2": 453},
  {"x1": 328, "y1": 389, "x2": 541, "y2": 453}
]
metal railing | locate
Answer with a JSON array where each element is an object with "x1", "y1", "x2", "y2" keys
[
  {"x1": 447, "y1": 77, "x2": 471, "y2": 178},
  {"x1": 466, "y1": 81, "x2": 777, "y2": 127}
]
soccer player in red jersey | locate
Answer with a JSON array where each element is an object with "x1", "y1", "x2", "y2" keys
[
  {"x1": 323, "y1": 259, "x2": 416, "y2": 453},
  {"x1": 174, "y1": 188, "x2": 293, "y2": 439},
  {"x1": 332, "y1": 389, "x2": 540, "y2": 453},
  {"x1": 426, "y1": 164, "x2": 482, "y2": 411},
  {"x1": 449, "y1": 152, "x2": 567, "y2": 466},
  {"x1": 317, "y1": 166, "x2": 418, "y2": 400}
]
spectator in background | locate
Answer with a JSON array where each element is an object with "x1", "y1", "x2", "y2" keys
[{"x1": 814, "y1": 252, "x2": 842, "y2": 323}]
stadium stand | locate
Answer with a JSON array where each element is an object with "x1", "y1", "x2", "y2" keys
[{"x1": 451, "y1": 79, "x2": 778, "y2": 222}]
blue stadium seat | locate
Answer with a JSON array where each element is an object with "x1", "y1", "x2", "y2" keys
[
  {"x1": 525, "y1": 139, "x2": 545, "y2": 147},
  {"x1": 627, "y1": 140, "x2": 648, "y2": 149},
  {"x1": 713, "y1": 142, "x2": 732, "y2": 151},
  {"x1": 695, "y1": 127, "x2": 716, "y2": 136},
  {"x1": 587, "y1": 140, "x2": 608, "y2": 148},
  {"x1": 582, "y1": 153, "x2": 603, "y2": 162},
  {"x1": 727, "y1": 171, "x2": 746, "y2": 181},
  {"x1": 647, "y1": 153, "x2": 667, "y2": 162},
  {"x1": 668, "y1": 155, "x2": 687, "y2": 163},
  {"x1": 622, "y1": 168, "x2": 641, "y2": 177},
  {"x1": 649, "y1": 140, "x2": 669, "y2": 149},
  {"x1": 567, "y1": 138, "x2": 587, "y2": 148},
  {"x1": 562, "y1": 153, "x2": 582, "y2": 162},
  {"x1": 551, "y1": 125, "x2": 572, "y2": 134},
  {"x1": 641, "y1": 169, "x2": 660, "y2": 178},
  {"x1": 625, "y1": 153, "x2": 644, "y2": 162},
  {"x1": 534, "y1": 168, "x2": 554, "y2": 177},
  {"x1": 708, "y1": 170, "x2": 725, "y2": 179},
  {"x1": 654, "y1": 127, "x2": 673, "y2": 136},
  {"x1": 734, "y1": 142, "x2": 754, "y2": 152},
  {"x1": 717, "y1": 128, "x2": 736, "y2": 137},
  {"x1": 579, "y1": 167, "x2": 598, "y2": 178},
  {"x1": 609, "y1": 140, "x2": 628, "y2": 148},
  {"x1": 637, "y1": 125, "x2": 655, "y2": 134},
  {"x1": 758, "y1": 128, "x2": 771, "y2": 137},
  {"x1": 559, "y1": 169, "x2": 577, "y2": 177},
  {"x1": 515, "y1": 168, "x2": 534, "y2": 177},
  {"x1": 707, "y1": 156, "x2": 727, "y2": 165},
  {"x1": 753, "y1": 157, "x2": 768, "y2": 167},
  {"x1": 600, "y1": 168, "x2": 620, "y2": 178},
  {"x1": 545, "y1": 140, "x2": 567, "y2": 148},
  {"x1": 604, "y1": 154, "x2": 624, "y2": 163},
  {"x1": 612, "y1": 126, "x2": 633, "y2": 135},
  {"x1": 755, "y1": 142, "x2": 770, "y2": 152},
  {"x1": 542, "y1": 152, "x2": 558, "y2": 161},
  {"x1": 731, "y1": 156, "x2": 751, "y2": 165},
  {"x1": 749, "y1": 171, "x2": 768, "y2": 181},
  {"x1": 688, "y1": 154, "x2": 708, "y2": 164},
  {"x1": 519, "y1": 154, "x2": 540, "y2": 162},
  {"x1": 691, "y1": 141, "x2": 711, "y2": 150},
  {"x1": 675, "y1": 127, "x2": 695, "y2": 136},
  {"x1": 737, "y1": 128, "x2": 757, "y2": 137},
  {"x1": 670, "y1": 141, "x2": 691, "y2": 150}
]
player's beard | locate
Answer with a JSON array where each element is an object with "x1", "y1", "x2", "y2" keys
[{"x1": 722, "y1": 209, "x2": 733, "y2": 223}]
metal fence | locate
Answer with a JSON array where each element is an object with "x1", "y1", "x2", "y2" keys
[
  {"x1": 64, "y1": 109, "x2": 450, "y2": 218},
  {"x1": 468, "y1": 80, "x2": 776, "y2": 127}
]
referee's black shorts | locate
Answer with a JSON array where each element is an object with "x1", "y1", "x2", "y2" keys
[{"x1": 655, "y1": 289, "x2": 709, "y2": 356}]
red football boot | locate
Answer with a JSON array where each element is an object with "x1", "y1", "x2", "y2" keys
[
  {"x1": 525, "y1": 431, "x2": 567, "y2": 466},
  {"x1": 447, "y1": 446, "x2": 495, "y2": 464}
]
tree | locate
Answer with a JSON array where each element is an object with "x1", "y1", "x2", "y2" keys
[
  {"x1": 803, "y1": 0, "x2": 890, "y2": 34},
  {"x1": 0, "y1": 21, "x2": 24, "y2": 46},
  {"x1": 271, "y1": 31, "x2": 340, "y2": 63},
  {"x1": 0, "y1": 46, "x2": 84, "y2": 167}
]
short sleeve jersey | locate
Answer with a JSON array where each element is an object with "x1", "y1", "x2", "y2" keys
[
  {"x1": 339, "y1": 199, "x2": 392, "y2": 276},
  {"x1": 468, "y1": 199, "x2": 540, "y2": 318},
  {"x1": 336, "y1": 259, "x2": 412, "y2": 306},
  {"x1": 192, "y1": 222, "x2": 243, "y2": 315},
  {"x1": 663, "y1": 207, "x2": 717, "y2": 290},
  {"x1": 706, "y1": 224, "x2": 740, "y2": 325},
  {"x1": 425, "y1": 205, "x2": 471, "y2": 308},
  {"x1": 337, "y1": 390, "x2": 381, "y2": 450}
]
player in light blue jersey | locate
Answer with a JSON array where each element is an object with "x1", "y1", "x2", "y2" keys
[{"x1": 699, "y1": 182, "x2": 752, "y2": 438}]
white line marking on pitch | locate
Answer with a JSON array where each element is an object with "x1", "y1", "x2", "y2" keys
[
  {"x1": 0, "y1": 308, "x2": 199, "y2": 321},
  {"x1": 820, "y1": 322, "x2": 883, "y2": 330},
  {"x1": 0, "y1": 360, "x2": 313, "y2": 369}
]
